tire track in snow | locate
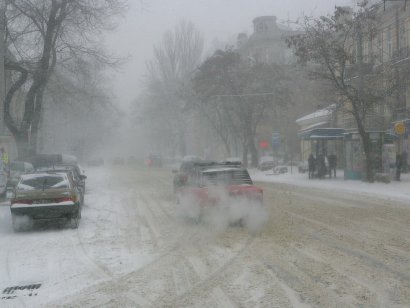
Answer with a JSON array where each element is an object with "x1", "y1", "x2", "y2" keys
[
  {"x1": 154, "y1": 235, "x2": 256, "y2": 306},
  {"x1": 65, "y1": 229, "x2": 113, "y2": 281}
]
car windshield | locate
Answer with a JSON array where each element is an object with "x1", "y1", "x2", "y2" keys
[{"x1": 17, "y1": 175, "x2": 68, "y2": 190}]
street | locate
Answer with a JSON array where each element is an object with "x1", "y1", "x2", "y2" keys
[{"x1": 1, "y1": 165, "x2": 410, "y2": 307}]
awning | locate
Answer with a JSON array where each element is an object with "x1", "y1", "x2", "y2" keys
[
  {"x1": 299, "y1": 128, "x2": 346, "y2": 140},
  {"x1": 298, "y1": 121, "x2": 329, "y2": 132}
]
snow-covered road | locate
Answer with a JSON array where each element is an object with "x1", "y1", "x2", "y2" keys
[{"x1": 1, "y1": 165, "x2": 410, "y2": 307}]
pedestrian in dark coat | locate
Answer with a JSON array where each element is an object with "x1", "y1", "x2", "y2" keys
[
  {"x1": 328, "y1": 153, "x2": 337, "y2": 178},
  {"x1": 317, "y1": 154, "x2": 326, "y2": 179},
  {"x1": 308, "y1": 154, "x2": 315, "y2": 179}
]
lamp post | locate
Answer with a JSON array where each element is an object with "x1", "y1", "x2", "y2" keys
[{"x1": 0, "y1": 0, "x2": 6, "y2": 134}]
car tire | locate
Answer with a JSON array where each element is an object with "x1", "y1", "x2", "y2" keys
[
  {"x1": 12, "y1": 214, "x2": 33, "y2": 232},
  {"x1": 12, "y1": 214, "x2": 21, "y2": 232},
  {"x1": 70, "y1": 215, "x2": 80, "y2": 229},
  {"x1": 0, "y1": 189, "x2": 6, "y2": 199}
]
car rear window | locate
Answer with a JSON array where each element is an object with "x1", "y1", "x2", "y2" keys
[
  {"x1": 202, "y1": 169, "x2": 253, "y2": 186},
  {"x1": 17, "y1": 175, "x2": 69, "y2": 190}
]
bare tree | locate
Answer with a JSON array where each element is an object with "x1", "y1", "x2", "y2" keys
[
  {"x1": 4, "y1": 0, "x2": 125, "y2": 159},
  {"x1": 287, "y1": 3, "x2": 394, "y2": 182},
  {"x1": 192, "y1": 49, "x2": 290, "y2": 167},
  {"x1": 143, "y1": 20, "x2": 204, "y2": 157},
  {"x1": 40, "y1": 61, "x2": 120, "y2": 158}
]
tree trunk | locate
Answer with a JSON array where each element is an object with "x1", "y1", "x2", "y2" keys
[
  {"x1": 248, "y1": 138, "x2": 258, "y2": 168},
  {"x1": 178, "y1": 126, "x2": 186, "y2": 157},
  {"x1": 222, "y1": 138, "x2": 231, "y2": 157},
  {"x1": 242, "y1": 142, "x2": 248, "y2": 168},
  {"x1": 30, "y1": 88, "x2": 45, "y2": 157},
  {"x1": 357, "y1": 121, "x2": 374, "y2": 182},
  {"x1": 15, "y1": 132, "x2": 32, "y2": 161}
]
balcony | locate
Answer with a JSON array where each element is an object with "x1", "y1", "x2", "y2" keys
[{"x1": 391, "y1": 107, "x2": 410, "y2": 121}]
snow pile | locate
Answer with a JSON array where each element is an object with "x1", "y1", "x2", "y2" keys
[{"x1": 251, "y1": 168, "x2": 410, "y2": 202}]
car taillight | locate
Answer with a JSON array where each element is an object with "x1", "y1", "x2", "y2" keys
[
  {"x1": 55, "y1": 197, "x2": 75, "y2": 203},
  {"x1": 11, "y1": 199, "x2": 33, "y2": 205}
]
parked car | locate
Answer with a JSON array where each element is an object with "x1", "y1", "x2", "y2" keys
[
  {"x1": 175, "y1": 161, "x2": 263, "y2": 222},
  {"x1": 273, "y1": 165, "x2": 288, "y2": 174},
  {"x1": 298, "y1": 160, "x2": 308, "y2": 173},
  {"x1": 224, "y1": 157, "x2": 242, "y2": 165},
  {"x1": 10, "y1": 172, "x2": 82, "y2": 231},
  {"x1": 7, "y1": 161, "x2": 35, "y2": 188},
  {"x1": 112, "y1": 157, "x2": 125, "y2": 165},
  {"x1": 258, "y1": 156, "x2": 275, "y2": 171},
  {"x1": 31, "y1": 153, "x2": 77, "y2": 169},
  {"x1": 87, "y1": 157, "x2": 104, "y2": 167},
  {"x1": 36, "y1": 165, "x2": 86, "y2": 205},
  {"x1": 0, "y1": 169, "x2": 7, "y2": 197}
]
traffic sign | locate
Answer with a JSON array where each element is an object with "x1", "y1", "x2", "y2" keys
[
  {"x1": 394, "y1": 122, "x2": 406, "y2": 135},
  {"x1": 259, "y1": 140, "x2": 269, "y2": 149},
  {"x1": 272, "y1": 132, "x2": 281, "y2": 149}
]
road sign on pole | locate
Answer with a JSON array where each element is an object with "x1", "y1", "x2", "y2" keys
[{"x1": 272, "y1": 132, "x2": 281, "y2": 150}]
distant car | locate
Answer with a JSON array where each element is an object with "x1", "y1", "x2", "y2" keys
[
  {"x1": 224, "y1": 157, "x2": 242, "y2": 165},
  {"x1": 112, "y1": 157, "x2": 125, "y2": 165},
  {"x1": 147, "y1": 154, "x2": 162, "y2": 167},
  {"x1": 298, "y1": 160, "x2": 308, "y2": 173},
  {"x1": 182, "y1": 155, "x2": 202, "y2": 162},
  {"x1": 10, "y1": 172, "x2": 82, "y2": 231},
  {"x1": 258, "y1": 156, "x2": 275, "y2": 171},
  {"x1": 7, "y1": 161, "x2": 34, "y2": 188},
  {"x1": 127, "y1": 156, "x2": 138, "y2": 165},
  {"x1": 87, "y1": 158, "x2": 104, "y2": 167},
  {"x1": 173, "y1": 158, "x2": 204, "y2": 192},
  {"x1": 175, "y1": 162, "x2": 263, "y2": 222},
  {"x1": 273, "y1": 166, "x2": 288, "y2": 174},
  {"x1": 36, "y1": 165, "x2": 86, "y2": 205}
]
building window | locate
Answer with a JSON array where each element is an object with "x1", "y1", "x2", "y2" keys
[
  {"x1": 378, "y1": 32, "x2": 383, "y2": 63},
  {"x1": 387, "y1": 26, "x2": 392, "y2": 58},
  {"x1": 367, "y1": 38, "x2": 372, "y2": 61},
  {"x1": 400, "y1": 21, "x2": 407, "y2": 55}
]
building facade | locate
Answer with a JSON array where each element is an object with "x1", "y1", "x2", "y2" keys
[{"x1": 238, "y1": 16, "x2": 296, "y2": 65}]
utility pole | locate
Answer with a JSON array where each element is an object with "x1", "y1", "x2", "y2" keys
[
  {"x1": 395, "y1": 6, "x2": 403, "y2": 153},
  {"x1": 0, "y1": 0, "x2": 6, "y2": 134}
]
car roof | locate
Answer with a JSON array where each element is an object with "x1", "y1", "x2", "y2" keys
[
  {"x1": 202, "y1": 167, "x2": 243, "y2": 173},
  {"x1": 21, "y1": 172, "x2": 68, "y2": 180}
]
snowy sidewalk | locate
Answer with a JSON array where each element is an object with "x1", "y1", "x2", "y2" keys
[{"x1": 251, "y1": 168, "x2": 410, "y2": 203}]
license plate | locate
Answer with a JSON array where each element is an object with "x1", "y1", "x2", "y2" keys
[{"x1": 33, "y1": 199, "x2": 51, "y2": 204}]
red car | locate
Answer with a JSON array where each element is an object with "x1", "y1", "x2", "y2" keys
[{"x1": 175, "y1": 162, "x2": 263, "y2": 222}]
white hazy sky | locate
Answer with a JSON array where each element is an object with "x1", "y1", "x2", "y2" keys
[{"x1": 105, "y1": 0, "x2": 353, "y2": 109}]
